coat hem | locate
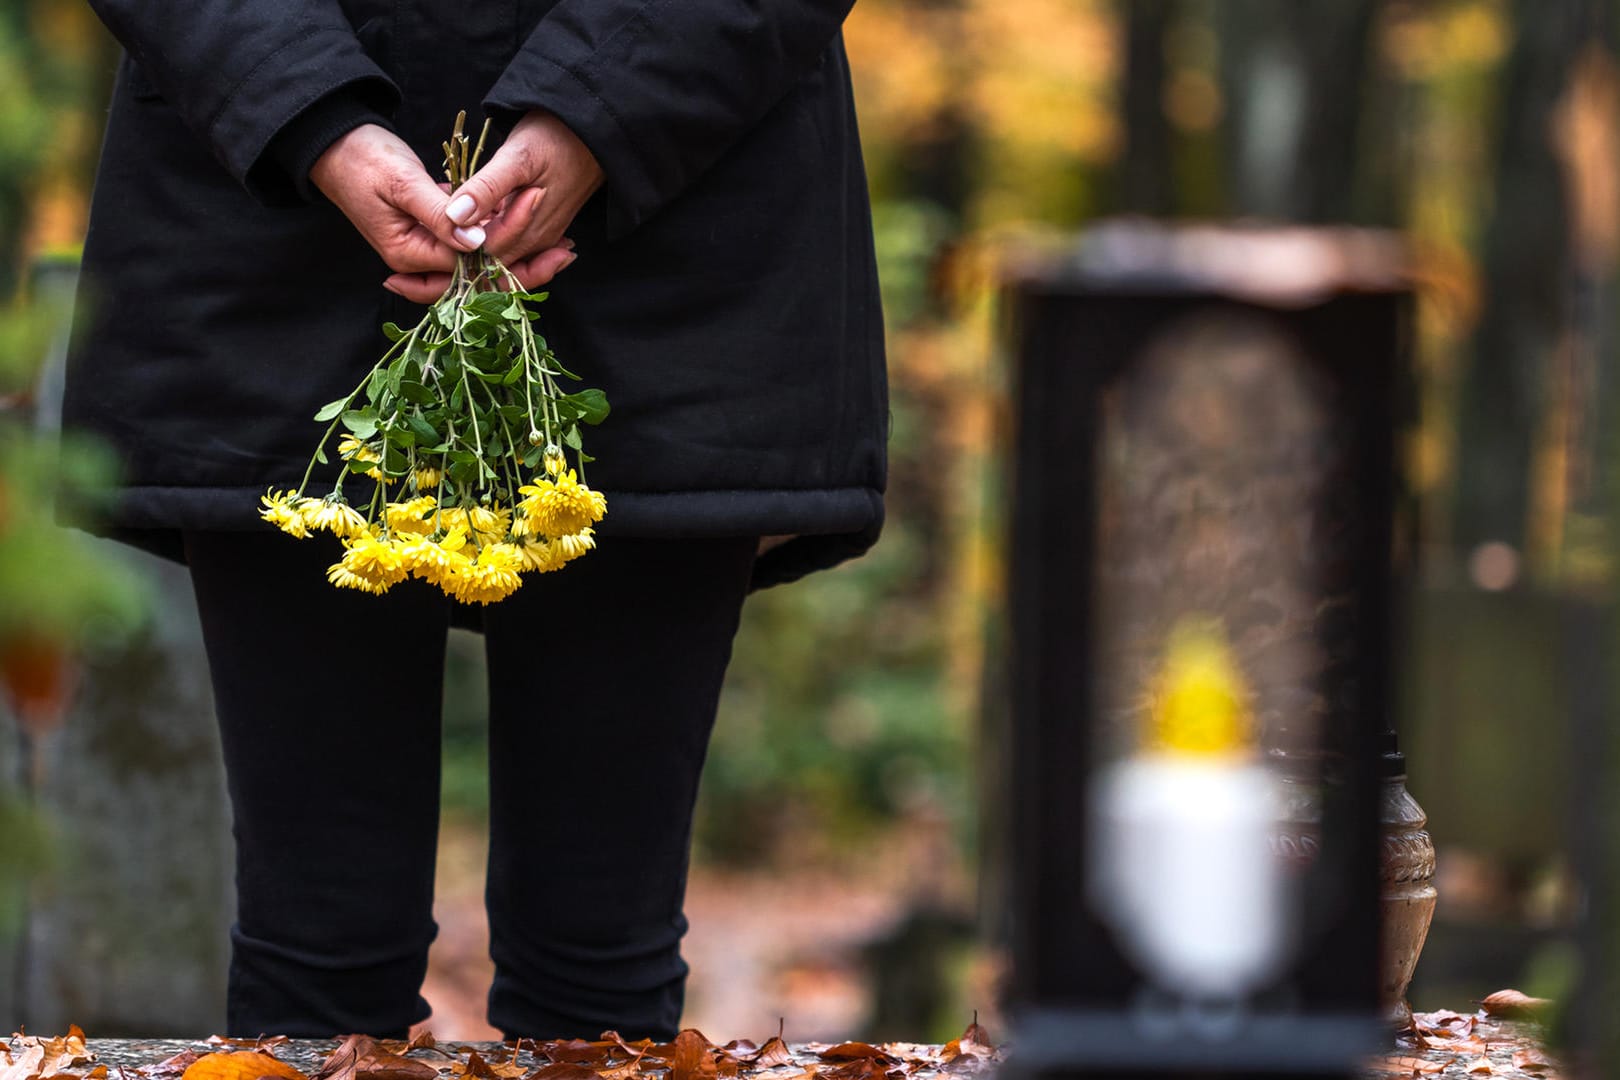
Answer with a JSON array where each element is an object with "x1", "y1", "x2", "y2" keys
[{"x1": 81, "y1": 482, "x2": 885, "y2": 591}]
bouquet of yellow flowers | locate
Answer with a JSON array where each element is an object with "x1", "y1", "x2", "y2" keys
[{"x1": 261, "y1": 114, "x2": 608, "y2": 604}]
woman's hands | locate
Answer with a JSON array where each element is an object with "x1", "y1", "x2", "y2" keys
[{"x1": 312, "y1": 114, "x2": 601, "y2": 304}]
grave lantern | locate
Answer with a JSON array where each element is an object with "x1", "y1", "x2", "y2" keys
[{"x1": 999, "y1": 223, "x2": 1416, "y2": 1078}]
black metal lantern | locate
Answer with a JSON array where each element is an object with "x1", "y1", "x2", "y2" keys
[{"x1": 999, "y1": 223, "x2": 1414, "y2": 1077}]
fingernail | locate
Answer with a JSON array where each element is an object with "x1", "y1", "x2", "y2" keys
[
  {"x1": 447, "y1": 193, "x2": 478, "y2": 224},
  {"x1": 561, "y1": 252, "x2": 578, "y2": 269},
  {"x1": 561, "y1": 237, "x2": 577, "y2": 250},
  {"x1": 453, "y1": 225, "x2": 486, "y2": 248},
  {"x1": 383, "y1": 279, "x2": 404, "y2": 296}
]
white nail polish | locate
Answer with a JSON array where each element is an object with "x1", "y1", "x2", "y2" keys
[
  {"x1": 454, "y1": 225, "x2": 486, "y2": 248},
  {"x1": 448, "y1": 194, "x2": 477, "y2": 224}
]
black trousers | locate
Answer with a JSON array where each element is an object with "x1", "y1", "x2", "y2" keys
[{"x1": 183, "y1": 529, "x2": 758, "y2": 1041}]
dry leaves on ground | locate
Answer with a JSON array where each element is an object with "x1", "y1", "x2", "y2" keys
[
  {"x1": 4, "y1": 1018, "x2": 1002, "y2": 1080},
  {"x1": 1, "y1": 1028, "x2": 95, "y2": 1080},
  {"x1": 1372, "y1": 1000, "x2": 1561, "y2": 1079}
]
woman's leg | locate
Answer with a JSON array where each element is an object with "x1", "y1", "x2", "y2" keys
[
  {"x1": 184, "y1": 530, "x2": 452, "y2": 1037},
  {"x1": 480, "y1": 536, "x2": 757, "y2": 1040}
]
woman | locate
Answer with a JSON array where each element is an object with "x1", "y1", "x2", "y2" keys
[{"x1": 65, "y1": 0, "x2": 886, "y2": 1042}]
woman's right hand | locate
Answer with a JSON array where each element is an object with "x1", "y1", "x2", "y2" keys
[{"x1": 310, "y1": 123, "x2": 485, "y2": 296}]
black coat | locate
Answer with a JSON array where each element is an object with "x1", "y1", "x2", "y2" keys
[{"x1": 65, "y1": 0, "x2": 887, "y2": 590}]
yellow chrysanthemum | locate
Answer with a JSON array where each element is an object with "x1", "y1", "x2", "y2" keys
[
  {"x1": 386, "y1": 495, "x2": 438, "y2": 535},
  {"x1": 517, "y1": 470, "x2": 606, "y2": 538},
  {"x1": 516, "y1": 537, "x2": 561, "y2": 573},
  {"x1": 301, "y1": 497, "x2": 369, "y2": 539},
  {"x1": 543, "y1": 446, "x2": 567, "y2": 476},
  {"x1": 553, "y1": 527, "x2": 596, "y2": 564},
  {"x1": 437, "y1": 503, "x2": 511, "y2": 539},
  {"x1": 446, "y1": 543, "x2": 525, "y2": 604},
  {"x1": 413, "y1": 466, "x2": 442, "y2": 489},
  {"x1": 337, "y1": 434, "x2": 391, "y2": 483},
  {"x1": 337, "y1": 435, "x2": 377, "y2": 462},
  {"x1": 326, "y1": 563, "x2": 392, "y2": 594},
  {"x1": 260, "y1": 489, "x2": 310, "y2": 539},
  {"x1": 403, "y1": 527, "x2": 471, "y2": 588},
  {"x1": 396, "y1": 534, "x2": 457, "y2": 584},
  {"x1": 333, "y1": 532, "x2": 408, "y2": 593}
]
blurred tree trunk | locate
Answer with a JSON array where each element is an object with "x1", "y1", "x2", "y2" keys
[
  {"x1": 1452, "y1": 2, "x2": 1585, "y2": 554},
  {"x1": 1213, "y1": 0, "x2": 1381, "y2": 222},
  {"x1": 1118, "y1": 0, "x2": 1176, "y2": 216}
]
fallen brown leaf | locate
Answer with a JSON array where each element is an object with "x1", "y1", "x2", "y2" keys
[
  {"x1": 1512, "y1": 1046, "x2": 1557, "y2": 1075},
  {"x1": 669, "y1": 1031, "x2": 717, "y2": 1080},
  {"x1": 1480, "y1": 990, "x2": 1552, "y2": 1020},
  {"x1": 1411, "y1": 1010, "x2": 1472, "y2": 1034},
  {"x1": 815, "y1": 1046, "x2": 895, "y2": 1066},
  {"x1": 959, "y1": 1015, "x2": 991, "y2": 1054},
  {"x1": 87, "y1": 1067, "x2": 108, "y2": 1080},
  {"x1": 3, "y1": 1026, "x2": 95, "y2": 1080},
  {"x1": 596, "y1": 1035, "x2": 652, "y2": 1063},
  {"x1": 375, "y1": 1034, "x2": 438, "y2": 1058},
  {"x1": 1, "y1": 1042, "x2": 46, "y2": 1080},
  {"x1": 180, "y1": 1052, "x2": 306, "y2": 1080},
  {"x1": 940, "y1": 1015, "x2": 997, "y2": 1068},
  {"x1": 1415, "y1": 1034, "x2": 1487, "y2": 1056},
  {"x1": 453, "y1": 1052, "x2": 526, "y2": 1080},
  {"x1": 742, "y1": 1022, "x2": 792, "y2": 1069},
  {"x1": 522, "y1": 1065, "x2": 599, "y2": 1080},
  {"x1": 309, "y1": 1035, "x2": 435, "y2": 1080},
  {"x1": 537, "y1": 1044, "x2": 613, "y2": 1068},
  {"x1": 1463, "y1": 1058, "x2": 1494, "y2": 1075}
]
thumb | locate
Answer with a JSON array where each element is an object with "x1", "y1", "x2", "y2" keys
[
  {"x1": 387, "y1": 166, "x2": 482, "y2": 251},
  {"x1": 446, "y1": 141, "x2": 535, "y2": 227}
]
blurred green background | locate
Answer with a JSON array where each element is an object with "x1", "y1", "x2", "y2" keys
[{"x1": 2, "y1": 0, "x2": 1618, "y2": 1055}]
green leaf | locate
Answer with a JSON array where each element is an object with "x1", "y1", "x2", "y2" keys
[
  {"x1": 501, "y1": 363, "x2": 525, "y2": 386},
  {"x1": 386, "y1": 426, "x2": 416, "y2": 448},
  {"x1": 313, "y1": 397, "x2": 349, "y2": 422},
  {"x1": 518, "y1": 291, "x2": 549, "y2": 304},
  {"x1": 465, "y1": 292, "x2": 511, "y2": 318},
  {"x1": 340, "y1": 411, "x2": 378, "y2": 439},
  {"x1": 400, "y1": 379, "x2": 436, "y2": 405},
  {"x1": 521, "y1": 444, "x2": 544, "y2": 469},
  {"x1": 542, "y1": 351, "x2": 580, "y2": 380},
  {"x1": 315, "y1": 445, "x2": 328, "y2": 465},
  {"x1": 382, "y1": 321, "x2": 407, "y2": 343},
  {"x1": 565, "y1": 388, "x2": 611, "y2": 425},
  {"x1": 347, "y1": 457, "x2": 378, "y2": 475},
  {"x1": 407, "y1": 413, "x2": 440, "y2": 444},
  {"x1": 562, "y1": 425, "x2": 582, "y2": 450}
]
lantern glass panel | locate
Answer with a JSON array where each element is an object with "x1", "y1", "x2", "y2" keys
[{"x1": 1087, "y1": 308, "x2": 1348, "y2": 1007}]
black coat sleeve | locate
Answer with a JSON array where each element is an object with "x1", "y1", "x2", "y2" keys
[
  {"x1": 483, "y1": 0, "x2": 856, "y2": 238},
  {"x1": 87, "y1": 1, "x2": 400, "y2": 205}
]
